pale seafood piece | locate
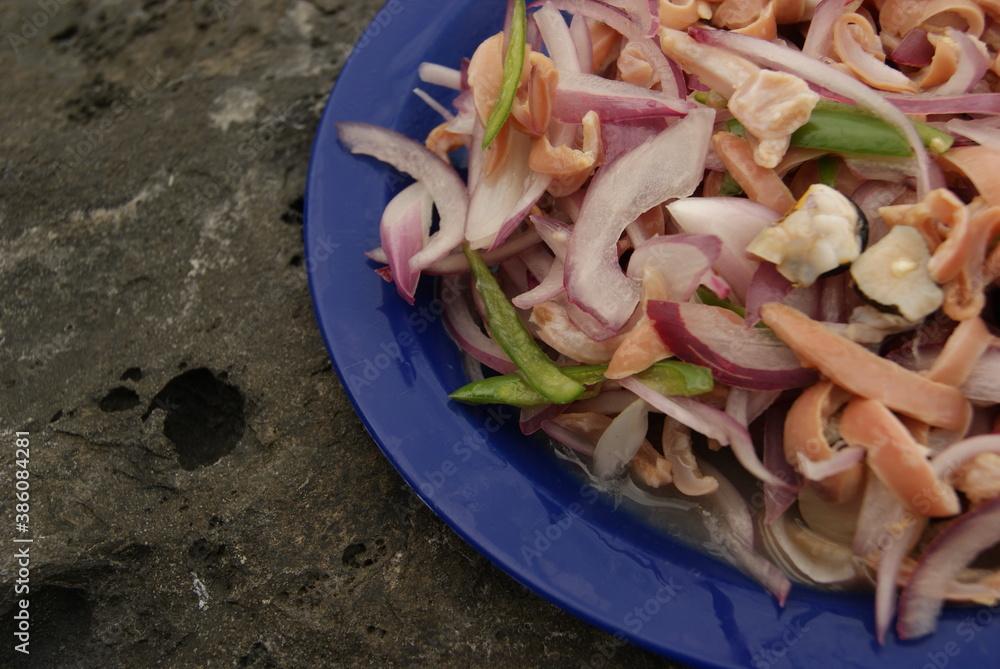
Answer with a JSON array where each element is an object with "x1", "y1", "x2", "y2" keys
[
  {"x1": 833, "y1": 13, "x2": 918, "y2": 92},
  {"x1": 533, "y1": 113, "x2": 603, "y2": 198},
  {"x1": 879, "y1": 0, "x2": 986, "y2": 39},
  {"x1": 530, "y1": 300, "x2": 625, "y2": 364},
  {"x1": 659, "y1": 27, "x2": 759, "y2": 97},
  {"x1": 552, "y1": 412, "x2": 674, "y2": 487},
  {"x1": 425, "y1": 122, "x2": 468, "y2": 161},
  {"x1": 954, "y1": 453, "x2": 1000, "y2": 505},
  {"x1": 606, "y1": 269, "x2": 674, "y2": 380},
  {"x1": 661, "y1": 417, "x2": 719, "y2": 496},
  {"x1": 839, "y1": 399, "x2": 961, "y2": 518},
  {"x1": 590, "y1": 20, "x2": 623, "y2": 75},
  {"x1": 761, "y1": 303, "x2": 972, "y2": 432},
  {"x1": 728, "y1": 70, "x2": 820, "y2": 168},
  {"x1": 916, "y1": 33, "x2": 960, "y2": 89},
  {"x1": 617, "y1": 42, "x2": 656, "y2": 89},
  {"x1": 712, "y1": 132, "x2": 796, "y2": 212},
  {"x1": 659, "y1": 0, "x2": 703, "y2": 30},
  {"x1": 784, "y1": 381, "x2": 864, "y2": 503}
]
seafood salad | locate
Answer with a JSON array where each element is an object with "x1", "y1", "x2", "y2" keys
[{"x1": 337, "y1": 0, "x2": 1000, "y2": 643}]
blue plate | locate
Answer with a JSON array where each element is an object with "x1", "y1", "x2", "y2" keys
[{"x1": 305, "y1": 2, "x2": 999, "y2": 666}]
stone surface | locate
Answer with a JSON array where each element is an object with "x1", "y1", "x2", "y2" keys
[{"x1": 0, "y1": 1, "x2": 675, "y2": 666}]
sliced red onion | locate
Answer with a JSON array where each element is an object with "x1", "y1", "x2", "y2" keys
[
  {"x1": 441, "y1": 276, "x2": 517, "y2": 374},
  {"x1": 569, "y1": 13, "x2": 593, "y2": 74},
  {"x1": 594, "y1": 398, "x2": 650, "y2": 479},
  {"x1": 413, "y1": 88, "x2": 454, "y2": 121},
  {"x1": 602, "y1": 119, "x2": 666, "y2": 165},
  {"x1": 418, "y1": 62, "x2": 463, "y2": 90},
  {"x1": 747, "y1": 390, "x2": 781, "y2": 426},
  {"x1": 541, "y1": 419, "x2": 597, "y2": 456},
  {"x1": 513, "y1": 258, "x2": 566, "y2": 308},
  {"x1": 462, "y1": 352, "x2": 486, "y2": 382},
  {"x1": 521, "y1": 404, "x2": 565, "y2": 435},
  {"x1": 763, "y1": 403, "x2": 801, "y2": 524},
  {"x1": 604, "y1": 0, "x2": 655, "y2": 35},
  {"x1": 818, "y1": 273, "x2": 850, "y2": 324},
  {"x1": 853, "y1": 475, "x2": 909, "y2": 558},
  {"x1": 796, "y1": 446, "x2": 866, "y2": 482},
  {"x1": 466, "y1": 130, "x2": 551, "y2": 250},
  {"x1": 897, "y1": 498, "x2": 1000, "y2": 640},
  {"x1": 692, "y1": 28, "x2": 936, "y2": 197},
  {"x1": 931, "y1": 435, "x2": 1000, "y2": 480},
  {"x1": 648, "y1": 301, "x2": 819, "y2": 391},
  {"x1": 368, "y1": 228, "x2": 543, "y2": 274},
  {"x1": 890, "y1": 29, "x2": 933, "y2": 68},
  {"x1": 701, "y1": 271, "x2": 733, "y2": 300},
  {"x1": 566, "y1": 301, "x2": 625, "y2": 341},
  {"x1": 895, "y1": 345, "x2": 1000, "y2": 405},
  {"x1": 699, "y1": 460, "x2": 793, "y2": 604},
  {"x1": 380, "y1": 183, "x2": 433, "y2": 304},
  {"x1": 745, "y1": 263, "x2": 793, "y2": 326},
  {"x1": 566, "y1": 108, "x2": 715, "y2": 331},
  {"x1": 887, "y1": 93, "x2": 1000, "y2": 116},
  {"x1": 802, "y1": 0, "x2": 854, "y2": 58},
  {"x1": 573, "y1": 389, "x2": 642, "y2": 415},
  {"x1": 626, "y1": 233, "x2": 721, "y2": 300},
  {"x1": 622, "y1": 377, "x2": 794, "y2": 489},
  {"x1": 875, "y1": 517, "x2": 926, "y2": 644},
  {"x1": 534, "y1": 3, "x2": 582, "y2": 72},
  {"x1": 945, "y1": 118, "x2": 1000, "y2": 151},
  {"x1": 932, "y1": 29, "x2": 990, "y2": 96},
  {"x1": 553, "y1": 71, "x2": 692, "y2": 123},
  {"x1": 530, "y1": 214, "x2": 571, "y2": 258},
  {"x1": 667, "y1": 197, "x2": 780, "y2": 301},
  {"x1": 338, "y1": 122, "x2": 469, "y2": 270},
  {"x1": 851, "y1": 180, "x2": 907, "y2": 244},
  {"x1": 661, "y1": 419, "x2": 719, "y2": 496}
]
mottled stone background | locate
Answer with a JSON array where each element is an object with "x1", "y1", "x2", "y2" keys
[{"x1": 0, "y1": 1, "x2": 674, "y2": 666}]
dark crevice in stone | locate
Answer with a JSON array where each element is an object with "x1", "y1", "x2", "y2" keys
[
  {"x1": 99, "y1": 387, "x2": 141, "y2": 413},
  {"x1": 280, "y1": 196, "x2": 304, "y2": 225},
  {"x1": 120, "y1": 367, "x2": 143, "y2": 382},
  {"x1": 144, "y1": 369, "x2": 245, "y2": 470}
]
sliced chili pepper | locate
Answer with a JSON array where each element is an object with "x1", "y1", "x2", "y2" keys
[
  {"x1": 482, "y1": 0, "x2": 527, "y2": 149},
  {"x1": 727, "y1": 101, "x2": 953, "y2": 157},
  {"x1": 450, "y1": 361, "x2": 714, "y2": 408},
  {"x1": 464, "y1": 244, "x2": 584, "y2": 403}
]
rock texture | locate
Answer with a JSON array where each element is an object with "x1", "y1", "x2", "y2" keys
[{"x1": 0, "y1": 1, "x2": 672, "y2": 666}]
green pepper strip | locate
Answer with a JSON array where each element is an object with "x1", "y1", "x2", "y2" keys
[
  {"x1": 697, "y1": 286, "x2": 746, "y2": 318},
  {"x1": 726, "y1": 100, "x2": 953, "y2": 157},
  {"x1": 463, "y1": 244, "x2": 584, "y2": 403},
  {"x1": 719, "y1": 172, "x2": 745, "y2": 197},
  {"x1": 450, "y1": 361, "x2": 714, "y2": 408},
  {"x1": 482, "y1": 0, "x2": 526, "y2": 149},
  {"x1": 817, "y1": 154, "x2": 839, "y2": 188}
]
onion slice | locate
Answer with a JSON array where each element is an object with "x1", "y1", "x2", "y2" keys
[
  {"x1": 648, "y1": 301, "x2": 818, "y2": 391},
  {"x1": 534, "y1": 3, "x2": 582, "y2": 72},
  {"x1": 763, "y1": 402, "x2": 800, "y2": 524},
  {"x1": 338, "y1": 122, "x2": 469, "y2": 270},
  {"x1": 442, "y1": 276, "x2": 516, "y2": 374},
  {"x1": 667, "y1": 197, "x2": 780, "y2": 301},
  {"x1": 593, "y1": 398, "x2": 650, "y2": 479},
  {"x1": 691, "y1": 27, "x2": 936, "y2": 197},
  {"x1": 380, "y1": 183, "x2": 434, "y2": 304},
  {"x1": 796, "y1": 446, "x2": 865, "y2": 482},
  {"x1": 622, "y1": 377, "x2": 794, "y2": 489},
  {"x1": 553, "y1": 71, "x2": 692, "y2": 123},
  {"x1": 897, "y1": 498, "x2": 1000, "y2": 640},
  {"x1": 932, "y1": 29, "x2": 990, "y2": 96},
  {"x1": 566, "y1": 108, "x2": 715, "y2": 331}
]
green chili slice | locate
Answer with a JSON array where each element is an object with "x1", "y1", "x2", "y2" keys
[
  {"x1": 726, "y1": 100, "x2": 953, "y2": 157},
  {"x1": 482, "y1": 0, "x2": 527, "y2": 149},
  {"x1": 464, "y1": 244, "x2": 584, "y2": 403},
  {"x1": 450, "y1": 361, "x2": 714, "y2": 408}
]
